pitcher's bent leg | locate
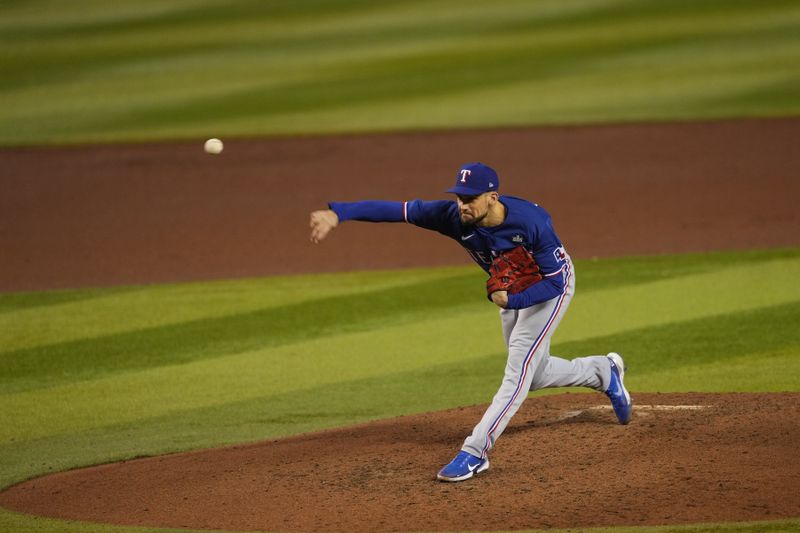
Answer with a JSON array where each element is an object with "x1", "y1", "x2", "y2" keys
[
  {"x1": 530, "y1": 354, "x2": 611, "y2": 392},
  {"x1": 462, "y1": 287, "x2": 573, "y2": 458}
]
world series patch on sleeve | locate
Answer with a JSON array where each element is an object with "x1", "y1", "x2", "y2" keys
[{"x1": 486, "y1": 245, "x2": 542, "y2": 296}]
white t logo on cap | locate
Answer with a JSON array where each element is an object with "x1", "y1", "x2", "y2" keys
[{"x1": 460, "y1": 169, "x2": 471, "y2": 183}]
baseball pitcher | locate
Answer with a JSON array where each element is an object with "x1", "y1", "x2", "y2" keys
[{"x1": 309, "y1": 162, "x2": 632, "y2": 482}]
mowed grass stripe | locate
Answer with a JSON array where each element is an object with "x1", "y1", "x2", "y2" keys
[
  {"x1": 0, "y1": 350, "x2": 506, "y2": 488},
  {"x1": 1, "y1": 510, "x2": 796, "y2": 533},
  {"x1": 1, "y1": 0, "x2": 799, "y2": 144},
  {"x1": 547, "y1": 256, "x2": 800, "y2": 342},
  {"x1": 0, "y1": 306, "x2": 500, "y2": 442},
  {"x1": 635, "y1": 348, "x2": 800, "y2": 393},
  {"x1": 0, "y1": 266, "x2": 471, "y2": 352},
  {"x1": 2, "y1": 300, "x2": 798, "y2": 489},
  {"x1": 173, "y1": 6, "x2": 798, "y2": 120},
  {"x1": 0, "y1": 286, "x2": 135, "y2": 315},
  {"x1": 2, "y1": 252, "x2": 798, "y2": 396},
  {"x1": 2, "y1": 248, "x2": 793, "y2": 350},
  {"x1": 553, "y1": 300, "x2": 800, "y2": 390},
  {"x1": 2, "y1": 255, "x2": 798, "y2": 441},
  {"x1": 64, "y1": 5, "x2": 800, "y2": 140},
  {"x1": 91, "y1": 19, "x2": 799, "y2": 138},
  {"x1": 0, "y1": 272, "x2": 484, "y2": 393}
]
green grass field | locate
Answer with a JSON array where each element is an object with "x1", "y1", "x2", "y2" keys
[
  {"x1": 1, "y1": 0, "x2": 799, "y2": 146},
  {"x1": 2, "y1": 249, "x2": 799, "y2": 533},
  {"x1": 3, "y1": 0, "x2": 800, "y2": 531}
]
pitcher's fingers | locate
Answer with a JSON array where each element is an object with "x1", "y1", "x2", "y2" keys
[{"x1": 310, "y1": 225, "x2": 326, "y2": 244}]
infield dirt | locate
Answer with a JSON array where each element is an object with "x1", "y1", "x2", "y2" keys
[
  {"x1": 1, "y1": 118, "x2": 799, "y2": 532},
  {"x1": 2, "y1": 393, "x2": 799, "y2": 532},
  {"x1": 1, "y1": 117, "x2": 798, "y2": 291}
]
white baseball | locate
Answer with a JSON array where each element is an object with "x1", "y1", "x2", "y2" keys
[{"x1": 204, "y1": 138, "x2": 223, "y2": 155}]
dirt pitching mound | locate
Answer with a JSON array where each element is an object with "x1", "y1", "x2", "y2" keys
[{"x1": 2, "y1": 392, "x2": 798, "y2": 532}]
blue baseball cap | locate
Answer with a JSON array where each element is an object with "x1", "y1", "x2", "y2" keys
[{"x1": 446, "y1": 162, "x2": 500, "y2": 195}]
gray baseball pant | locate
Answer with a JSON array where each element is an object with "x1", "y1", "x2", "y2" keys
[{"x1": 462, "y1": 261, "x2": 613, "y2": 459}]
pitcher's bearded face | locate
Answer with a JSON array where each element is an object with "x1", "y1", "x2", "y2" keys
[{"x1": 457, "y1": 193, "x2": 492, "y2": 225}]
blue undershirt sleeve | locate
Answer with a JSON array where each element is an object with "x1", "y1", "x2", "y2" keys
[
  {"x1": 328, "y1": 201, "x2": 405, "y2": 223},
  {"x1": 504, "y1": 275, "x2": 565, "y2": 310}
]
